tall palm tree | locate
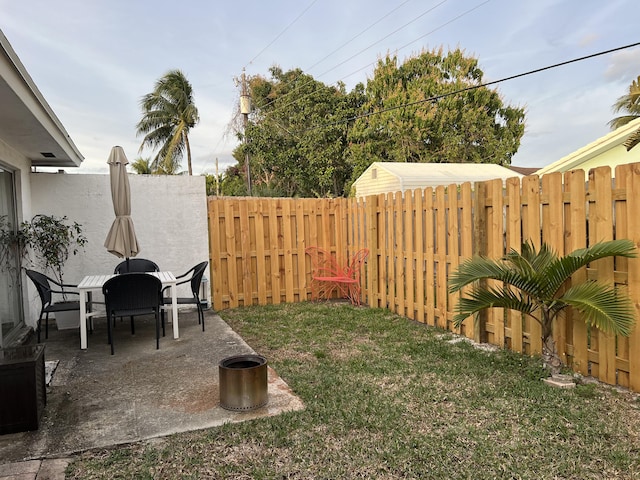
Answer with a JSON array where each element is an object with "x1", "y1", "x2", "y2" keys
[
  {"x1": 449, "y1": 240, "x2": 636, "y2": 374},
  {"x1": 609, "y1": 75, "x2": 640, "y2": 151},
  {"x1": 137, "y1": 69, "x2": 199, "y2": 175}
]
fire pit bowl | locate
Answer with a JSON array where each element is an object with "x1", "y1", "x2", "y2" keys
[{"x1": 219, "y1": 354, "x2": 268, "y2": 411}]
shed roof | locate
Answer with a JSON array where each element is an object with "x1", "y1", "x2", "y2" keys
[{"x1": 362, "y1": 162, "x2": 522, "y2": 188}]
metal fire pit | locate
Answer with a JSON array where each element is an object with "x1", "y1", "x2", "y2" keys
[{"x1": 219, "y1": 354, "x2": 268, "y2": 411}]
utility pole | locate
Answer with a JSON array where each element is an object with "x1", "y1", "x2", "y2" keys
[
  {"x1": 240, "y1": 68, "x2": 252, "y2": 196},
  {"x1": 215, "y1": 157, "x2": 220, "y2": 196}
]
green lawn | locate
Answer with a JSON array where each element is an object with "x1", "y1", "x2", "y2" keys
[{"x1": 67, "y1": 302, "x2": 640, "y2": 479}]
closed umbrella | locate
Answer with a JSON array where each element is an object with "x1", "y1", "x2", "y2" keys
[{"x1": 104, "y1": 146, "x2": 139, "y2": 259}]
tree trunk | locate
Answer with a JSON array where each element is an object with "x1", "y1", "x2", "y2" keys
[
  {"x1": 542, "y1": 335, "x2": 563, "y2": 375},
  {"x1": 185, "y1": 134, "x2": 193, "y2": 176}
]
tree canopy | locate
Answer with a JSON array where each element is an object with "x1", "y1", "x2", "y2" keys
[
  {"x1": 227, "y1": 48, "x2": 525, "y2": 197},
  {"x1": 346, "y1": 48, "x2": 525, "y2": 182},
  {"x1": 232, "y1": 66, "x2": 365, "y2": 197}
]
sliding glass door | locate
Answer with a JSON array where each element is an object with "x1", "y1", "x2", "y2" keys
[{"x1": 0, "y1": 167, "x2": 24, "y2": 347}]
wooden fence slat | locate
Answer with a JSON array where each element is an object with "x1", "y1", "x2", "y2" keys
[
  {"x1": 542, "y1": 173, "x2": 566, "y2": 362},
  {"x1": 424, "y1": 188, "x2": 435, "y2": 326},
  {"x1": 487, "y1": 179, "x2": 504, "y2": 347},
  {"x1": 366, "y1": 195, "x2": 379, "y2": 308},
  {"x1": 405, "y1": 190, "x2": 415, "y2": 320},
  {"x1": 615, "y1": 165, "x2": 631, "y2": 388},
  {"x1": 459, "y1": 183, "x2": 473, "y2": 338},
  {"x1": 522, "y1": 176, "x2": 542, "y2": 354},
  {"x1": 447, "y1": 183, "x2": 460, "y2": 333},
  {"x1": 591, "y1": 167, "x2": 617, "y2": 385},
  {"x1": 254, "y1": 199, "x2": 267, "y2": 305},
  {"x1": 625, "y1": 163, "x2": 640, "y2": 391},
  {"x1": 268, "y1": 199, "x2": 281, "y2": 304},
  {"x1": 505, "y1": 177, "x2": 522, "y2": 351},
  {"x1": 414, "y1": 189, "x2": 425, "y2": 323},
  {"x1": 565, "y1": 169, "x2": 588, "y2": 375},
  {"x1": 435, "y1": 186, "x2": 447, "y2": 328}
]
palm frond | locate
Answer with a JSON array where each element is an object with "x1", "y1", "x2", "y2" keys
[
  {"x1": 453, "y1": 286, "x2": 536, "y2": 328},
  {"x1": 561, "y1": 282, "x2": 636, "y2": 337},
  {"x1": 541, "y1": 240, "x2": 636, "y2": 297},
  {"x1": 624, "y1": 128, "x2": 640, "y2": 151}
]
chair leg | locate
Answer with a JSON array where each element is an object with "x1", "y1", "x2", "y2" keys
[
  {"x1": 36, "y1": 313, "x2": 43, "y2": 343},
  {"x1": 45, "y1": 313, "x2": 50, "y2": 339},
  {"x1": 198, "y1": 303, "x2": 205, "y2": 331},
  {"x1": 107, "y1": 314, "x2": 114, "y2": 355},
  {"x1": 130, "y1": 316, "x2": 135, "y2": 335},
  {"x1": 155, "y1": 311, "x2": 160, "y2": 350}
]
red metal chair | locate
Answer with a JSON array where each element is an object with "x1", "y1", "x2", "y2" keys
[{"x1": 305, "y1": 247, "x2": 369, "y2": 305}]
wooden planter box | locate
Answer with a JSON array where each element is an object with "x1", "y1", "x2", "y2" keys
[{"x1": 0, "y1": 344, "x2": 46, "y2": 434}]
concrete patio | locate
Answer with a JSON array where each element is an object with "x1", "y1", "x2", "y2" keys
[{"x1": 0, "y1": 308, "x2": 304, "y2": 468}]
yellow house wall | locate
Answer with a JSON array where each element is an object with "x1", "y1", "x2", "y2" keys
[{"x1": 577, "y1": 145, "x2": 640, "y2": 176}]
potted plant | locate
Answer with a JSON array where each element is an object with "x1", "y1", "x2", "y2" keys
[{"x1": 21, "y1": 214, "x2": 87, "y2": 329}]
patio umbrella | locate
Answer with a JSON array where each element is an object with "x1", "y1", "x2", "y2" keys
[{"x1": 104, "y1": 146, "x2": 139, "y2": 260}]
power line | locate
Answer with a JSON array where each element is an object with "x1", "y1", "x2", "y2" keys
[
  {"x1": 261, "y1": 0, "x2": 485, "y2": 118},
  {"x1": 315, "y1": 0, "x2": 451, "y2": 81},
  {"x1": 244, "y1": 0, "x2": 318, "y2": 68},
  {"x1": 303, "y1": 41, "x2": 640, "y2": 132},
  {"x1": 305, "y1": 0, "x2": 414, "y2": 73}
]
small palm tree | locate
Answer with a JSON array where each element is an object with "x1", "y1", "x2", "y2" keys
[
  {"x1": 449, "y1": 240, "x2": 637, "y2": 374},
  {"x1": 137, "y1": 69, "x2": 199, "y2": 175},
  {"x1": 609, "y1": 75, "x2": 640, "y2": 151}
]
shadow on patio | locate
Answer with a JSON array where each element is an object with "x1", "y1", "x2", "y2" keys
[{"x1": 0, "y1": 308, "x2": 304, "y2": 464}]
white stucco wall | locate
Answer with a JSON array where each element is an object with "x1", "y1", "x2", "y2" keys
[{"x1": 28, "y1": 172, "x2": 210, "y2": 327}]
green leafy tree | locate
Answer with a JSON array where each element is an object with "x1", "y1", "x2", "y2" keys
[
  {"x1": 219, "y1": 165, "x2": 248, "y2": 196},
  {"x1": 449, "y1": 240, "x2": 636, "y2": 375},
  {"x1": 346, "y1": 48, "x2": 525, "y2": 183},
  {"x1": 130, "y1": 157, "x2": 154, "y2": 175},
  {"x1": 609, "y1": 75, "x2": 640, "y2": 151},
  {"x1": 137, "y1": 69, "x2": 199, "y2": 175},
  {"x1": 22, "y1": 214, "x2": 87, "y2": 287},
  {"x1": 233, "y1": 67, "x2": 365, "y2": 197}
]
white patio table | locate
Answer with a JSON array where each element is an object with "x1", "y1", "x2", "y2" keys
[{"x1": 76, "y1": 271, "x2": 178, "y2": 350}]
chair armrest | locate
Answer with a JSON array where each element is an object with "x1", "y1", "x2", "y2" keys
[{"x1": 50, "y1": 289, "x2": 79, "y2": 296}]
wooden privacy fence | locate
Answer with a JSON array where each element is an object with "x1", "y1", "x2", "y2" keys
[{"x1": 207, "y1": 163, "x2": 640, "y2": 392}]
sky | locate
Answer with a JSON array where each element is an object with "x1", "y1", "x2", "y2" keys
[{"x1": 1, "y1": 0, "x2": 638, "y2": 175}]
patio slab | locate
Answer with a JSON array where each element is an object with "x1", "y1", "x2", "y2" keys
[{"x1": 0, "y1": 309, "x2": 304, "y2": 464}]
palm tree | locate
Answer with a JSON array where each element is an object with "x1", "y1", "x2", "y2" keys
[
  {"x1": 137, "y1": 69, "x2": 199, "y2": 175},
  {"x1": 609, "y1": 75, "x2": 640, "y2": 151},
  {"x1": 449, "y1": 240, "x2": 636, "y2": 375},
  {"x1": 130, "y1": 157, "x2": 154, "y2": 175}
]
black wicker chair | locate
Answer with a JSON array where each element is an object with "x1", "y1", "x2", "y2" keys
[
  {"x1": 26, "y1": 269, "x2": 80, "y2": 342},
  {"x1": 161, "y1": 261, "x2": 208, "y2": 331},
  {"x1": 102, "y1": 273, "x2": 162, "y2": 355},
  {"x1": 114, "y1": 258, "x2": 159, "y2": 274}
]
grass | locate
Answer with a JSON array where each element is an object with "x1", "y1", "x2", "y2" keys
[{"x1": 67, "y1": 302, "x2": 640, "y2": 479}]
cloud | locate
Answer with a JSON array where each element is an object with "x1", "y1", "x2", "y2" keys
[{"x1": 605, "y1": 48, "x2": 640, "y2": 82}]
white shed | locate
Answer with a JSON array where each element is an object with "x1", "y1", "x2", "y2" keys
[{"x1": 352, "y1": 162, "x2": 523, "y2": 197}]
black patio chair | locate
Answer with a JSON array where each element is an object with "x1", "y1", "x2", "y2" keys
[
  {"x1": 113, "y1": 258, "x2": 159, "y2": 326},
  {"x1": 102, "y1": 273, "x2": 163, "y2": 355},
  {"x1": 161, "y1": 261, "x2": 209, "y2": 331},
  {"x1": 26, "y1": 269, "x2": 80, "y2": 342},
  {"x1": 114, "y1": 258, "x2": 159, "y2": 274}
]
